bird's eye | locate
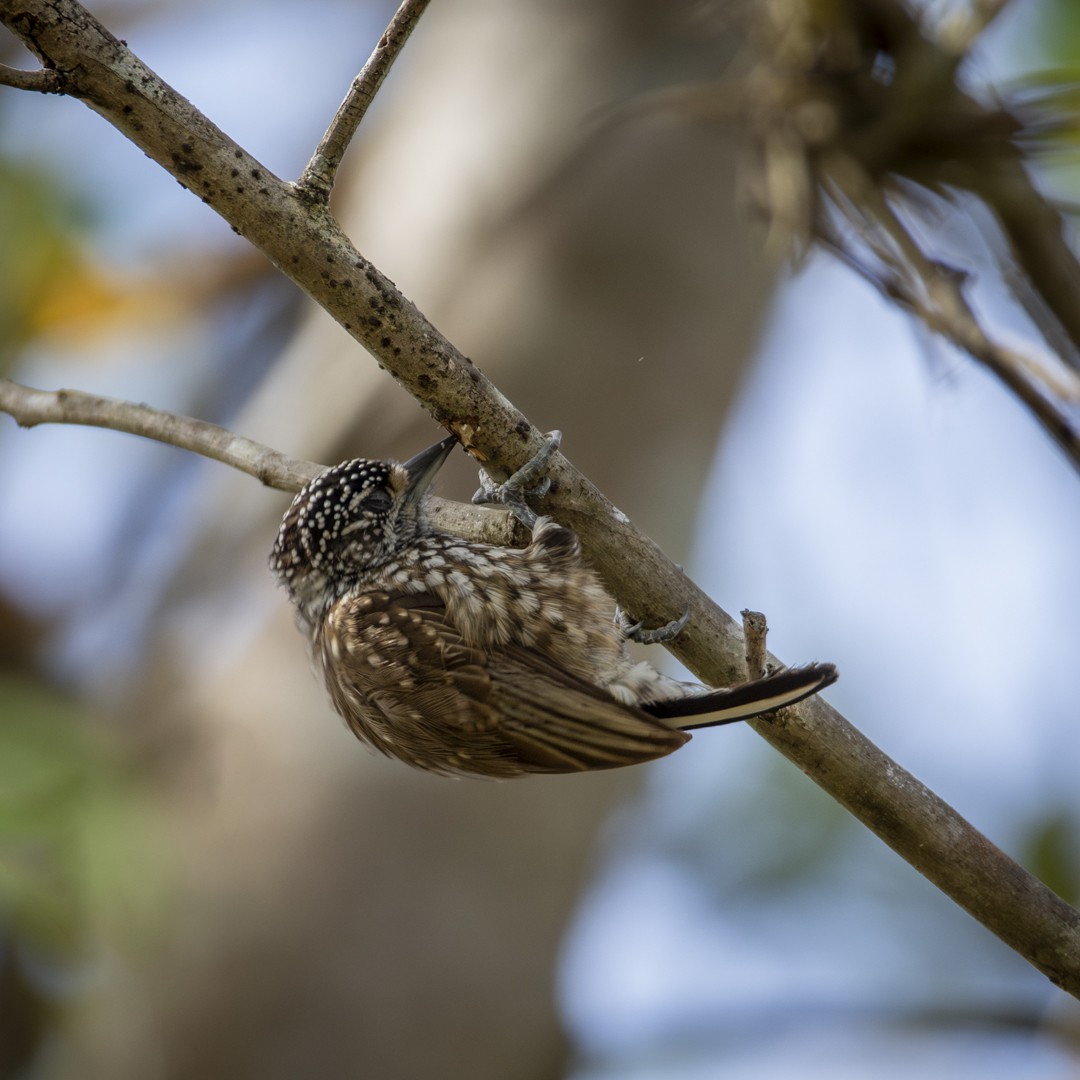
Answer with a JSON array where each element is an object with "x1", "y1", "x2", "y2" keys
[{"x1": 364, "y1": 487, "x2": 393, "y2": 513}]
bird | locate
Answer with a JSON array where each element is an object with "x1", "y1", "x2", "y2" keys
[{"x1": 269, "y1": 433, "x2": 837, "y2": 778}]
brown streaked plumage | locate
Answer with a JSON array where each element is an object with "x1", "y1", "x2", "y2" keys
[{"x1": 270, "y1": 436, "x2": 837, "y2": 778}]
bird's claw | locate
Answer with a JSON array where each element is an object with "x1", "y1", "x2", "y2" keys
[
  {"x1": 615, "y1": 605, "x2": 690, "y2": 645},
  {"x1": 472, "y1": 430, "x2": 562, "y2": 529}
]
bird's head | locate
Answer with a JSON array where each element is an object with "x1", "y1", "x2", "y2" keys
[{"x1": 270, "y1": 435, "x2": 456, "y2": 625}]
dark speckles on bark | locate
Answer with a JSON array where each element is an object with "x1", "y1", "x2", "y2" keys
[{"x1": 171, "y1": 151, "x2": 203, "y2": 174}]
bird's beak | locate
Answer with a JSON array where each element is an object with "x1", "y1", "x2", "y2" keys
[{"x1": 403, "y1": 435, "x2": 457, "y2": 506}]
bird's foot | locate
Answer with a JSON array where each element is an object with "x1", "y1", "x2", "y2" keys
[
  {"x1": 615, "y1": 605, "x2": 690, "y2": 645},
  {"x1": 472, "y1": 430, "x2": 562, "y2": 529}
]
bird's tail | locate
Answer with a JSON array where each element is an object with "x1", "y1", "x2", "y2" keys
[{"x1": 643, "y1": 663, "x2": 837, "y2": 731}]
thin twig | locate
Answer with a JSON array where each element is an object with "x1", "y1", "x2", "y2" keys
[
  {"x1": 296, "y1": 0, "x2": 431, "y2": 199},
  {"x1": 821, "y1": 158, "x2": 1080, "y2": 476},
  {"x1": 741, "y1": 609, "x2": 768, "y2": 680},
  {"x1": 0, "y1": 378, "x2": 322, "y2": 490},
  {"x1": 0, "y1": 63, "x2": 62, "y2": 92},
  {"x1": 0, "y1": 378, "x2": 525, "y2": 546},
  {"x1": 757, "y1": 0, "x2": 1080, "y2": 369},
  {"x1": 973, "y1": 155, "x2": 1080, "y2": 369}
]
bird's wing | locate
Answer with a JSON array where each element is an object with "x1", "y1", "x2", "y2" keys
[{"x1": 320, "y1": 589, "x2": 688, "y2": 777}]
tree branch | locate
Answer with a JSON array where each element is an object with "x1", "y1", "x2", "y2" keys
[
  {"x1": 971, "y1": 154, "x2": 1080, "y2": 369},
  {"x1": 0, "y1": 378, "x2": 524, "y2": 547},
  {"x1": 819, "y1": 158, "x2": 1080, "y2": 476},
  {"x1": 746, "y1": 0, "x2": 1080, "y2": 471},
  {"x1": 0, "y1": 62, "x2": 61, "y2": 92},
  {"x1": 297, "y1": 0, "x2": 431, "y2": 199},
  {"x1": 2, "y1": 0, "x2": 1079, "y2": 998},
  {"x1": 0, "y1": 377, "x2": 323, "y2": 489}
]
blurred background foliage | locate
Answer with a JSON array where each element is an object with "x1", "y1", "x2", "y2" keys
[
  {"x1": 0, "y1": 162, "x2": 99, "y2": 368},
  {"x1": 2, "y1": 0, "x2": 1080, "y2": 1078},
  {"x1": 0, "y1": 673, "x2": 169, "y2": 1077}
]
